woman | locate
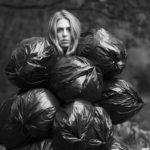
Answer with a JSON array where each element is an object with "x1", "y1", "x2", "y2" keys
[
  {"x1": 47, "y1": 9, "x2": 81, "y2": 56},
  {"x1": 4, "y1": 9, "x2": 82, "y2": 89}
]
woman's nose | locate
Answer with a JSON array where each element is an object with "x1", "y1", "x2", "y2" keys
[{"x1": 63, "y1": 29, "x2": 67, "y2": 36}]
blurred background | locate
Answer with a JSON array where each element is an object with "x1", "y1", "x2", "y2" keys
[{"x1": 0, "y1": 0, "x2": 150, "y2": 149}]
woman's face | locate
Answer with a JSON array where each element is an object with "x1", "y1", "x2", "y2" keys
[{"x1": 56, "y1": 18, "x2": 71, "y2": 49}]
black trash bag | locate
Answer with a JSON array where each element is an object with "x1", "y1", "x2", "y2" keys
[
  {"x1": 14, "y1": 139, "x2": 53, "y2": 150},
  {"x1": 5, "y1": 37, "x2": 59, "y2": 91},
  {"x1": 0, "y1": 88, "x2": 59, "y2": 149},
  {"x1": 52, "y1": 100, "x2": 113, "y2": 150},
  {"x1": 9, "y1": 88, "x2": 59, "y2": 140},
  {"x1": 29, "y1": 139, "x2": 53, "y2": 150},
  {"x1": 0, "y1": 93, "x2": 31, "y2": 150},
  {"x1": 76, "y1": 28, "x2": 127, "y2": 79},
  {"x1": 95, "y1": 78, "x2": 144, "y2": 125},
  {"x1": 48, "y1": 56, "x2": 103, "y2": 104}
]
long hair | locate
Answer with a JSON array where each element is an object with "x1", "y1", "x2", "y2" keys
[{"x1": 47, "y1": 10, "x2": 81, "y2": 56}]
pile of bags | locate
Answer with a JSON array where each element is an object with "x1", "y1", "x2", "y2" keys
[{"x1": 1, "y1": 28, "x2": 144, "y2": 150}]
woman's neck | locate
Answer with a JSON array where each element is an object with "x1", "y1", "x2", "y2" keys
[{"x1": 62, "y1": 47, "x2": 68, "y2": 55}]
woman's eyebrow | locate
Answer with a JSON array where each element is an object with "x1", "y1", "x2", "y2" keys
[
  {"x1": 57, "y1": 27, "x2": 70, "y2": 30},
  {"x1": 57, "y1": 27, "x2": 63, "y2": 29}
]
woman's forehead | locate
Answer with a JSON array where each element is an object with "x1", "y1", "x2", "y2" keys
[{"x1": 56, "y1": 18, "x2": 70, "y2": 28}]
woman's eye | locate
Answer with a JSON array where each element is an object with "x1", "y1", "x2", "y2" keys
[
  {"x1": 57, "y1": 28, "x2": 63, "y2": 32},
  {"x1": 67, "y1": 28, "x2": 71, "y2": 32}
]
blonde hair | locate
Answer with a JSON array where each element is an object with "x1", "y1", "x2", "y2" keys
[{"x1": 47, "y1": 9, "x2": 81, "y2": 56}]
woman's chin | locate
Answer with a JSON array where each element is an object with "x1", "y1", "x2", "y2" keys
[{"x1": 61, "y1": 44, "x2": 69, "y2": 49}]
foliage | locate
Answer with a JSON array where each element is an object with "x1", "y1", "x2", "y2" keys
[{"x1": 114, "y1": 120, "x2": 150, "y2": 150}]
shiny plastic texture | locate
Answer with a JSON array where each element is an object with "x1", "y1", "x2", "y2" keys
[
  {"x1": 0, "y1": 93, "x2": 31, "y2": 149},
  {"x1": 0, "y1": 88, "x2": 59, "y2": 149},
  {"x1": 10, "y1": 88, "x2": 59, "y2": 139},
  {"x1": 5, "y1": 37, "x2": 58, "y2": 90},
  {"x1": 95, "y1": 78, "x2": 144, "y2": 124},
  {"x1": 52, "y1": 100, "x2": 113, "y2": 150},
  {"x1": 76, "y1": 28, "x2": 127, "y2": 79},
  {"x1": 48, "y1": 56, "x2": 103, "y2": 104}
]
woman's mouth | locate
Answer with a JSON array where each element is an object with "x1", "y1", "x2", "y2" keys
[
  {"x1": 62, "y1": 40, "x2": 69, "y2": 42},
  {"x1": 61, "y1": 40, "x2": 70, "y2": 45}
]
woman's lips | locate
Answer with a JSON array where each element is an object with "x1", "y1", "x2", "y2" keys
[{"x1": 62, "y1": 40, "x2": 69, "y2": 42}]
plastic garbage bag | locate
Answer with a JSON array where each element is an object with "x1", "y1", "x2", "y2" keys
[
  {"x1": 0, "y1": 93, "x2": 30, "y2": 149},
  {"x1": 48, "y1": 56, "x2": 103, "y2": 104},
  {"x1": 5, "y1": 37, "x2": 58, "y2": 90},
  {"x1": 0, "y1": 88, "x2": 59, "y2": 149},
  {"x1": 10, "y1": 88, "x2": 59, "y2": 139},
  {"x1": 76, "y1": 28, "x2": 127, "y2": 79},
  {"x1": 95, "y1": 78, "x2": 144, "y2": 124},
  {"x1": 52, "y1": 100, "x2": 113, "y2": 150}
]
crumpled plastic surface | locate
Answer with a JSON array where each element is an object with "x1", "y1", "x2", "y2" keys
[
  {"x1": 10, "y1": 88, "x2": 59, "y2": 139},
  {"x1": 52, "y1": 100, "x2": 113, "y2": 150},
  {"x1": 76, "y1": 28, "x2": 127, "y2": 79},
  {"x1": 0, "y1": 93, "x2": 30, "y2": 149},
  {"x1": 48, "y1": 56, "x2": 103, "y2": 104},
  {"x1": 5, "y1": 37, "x2": 58, "y2": 90},
  {"x1": 0, "y1": 88, "x2": 59, "y2": 149},
  {"x1": 95, "y1": 78, "x2": 144, "y2": 124}
]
